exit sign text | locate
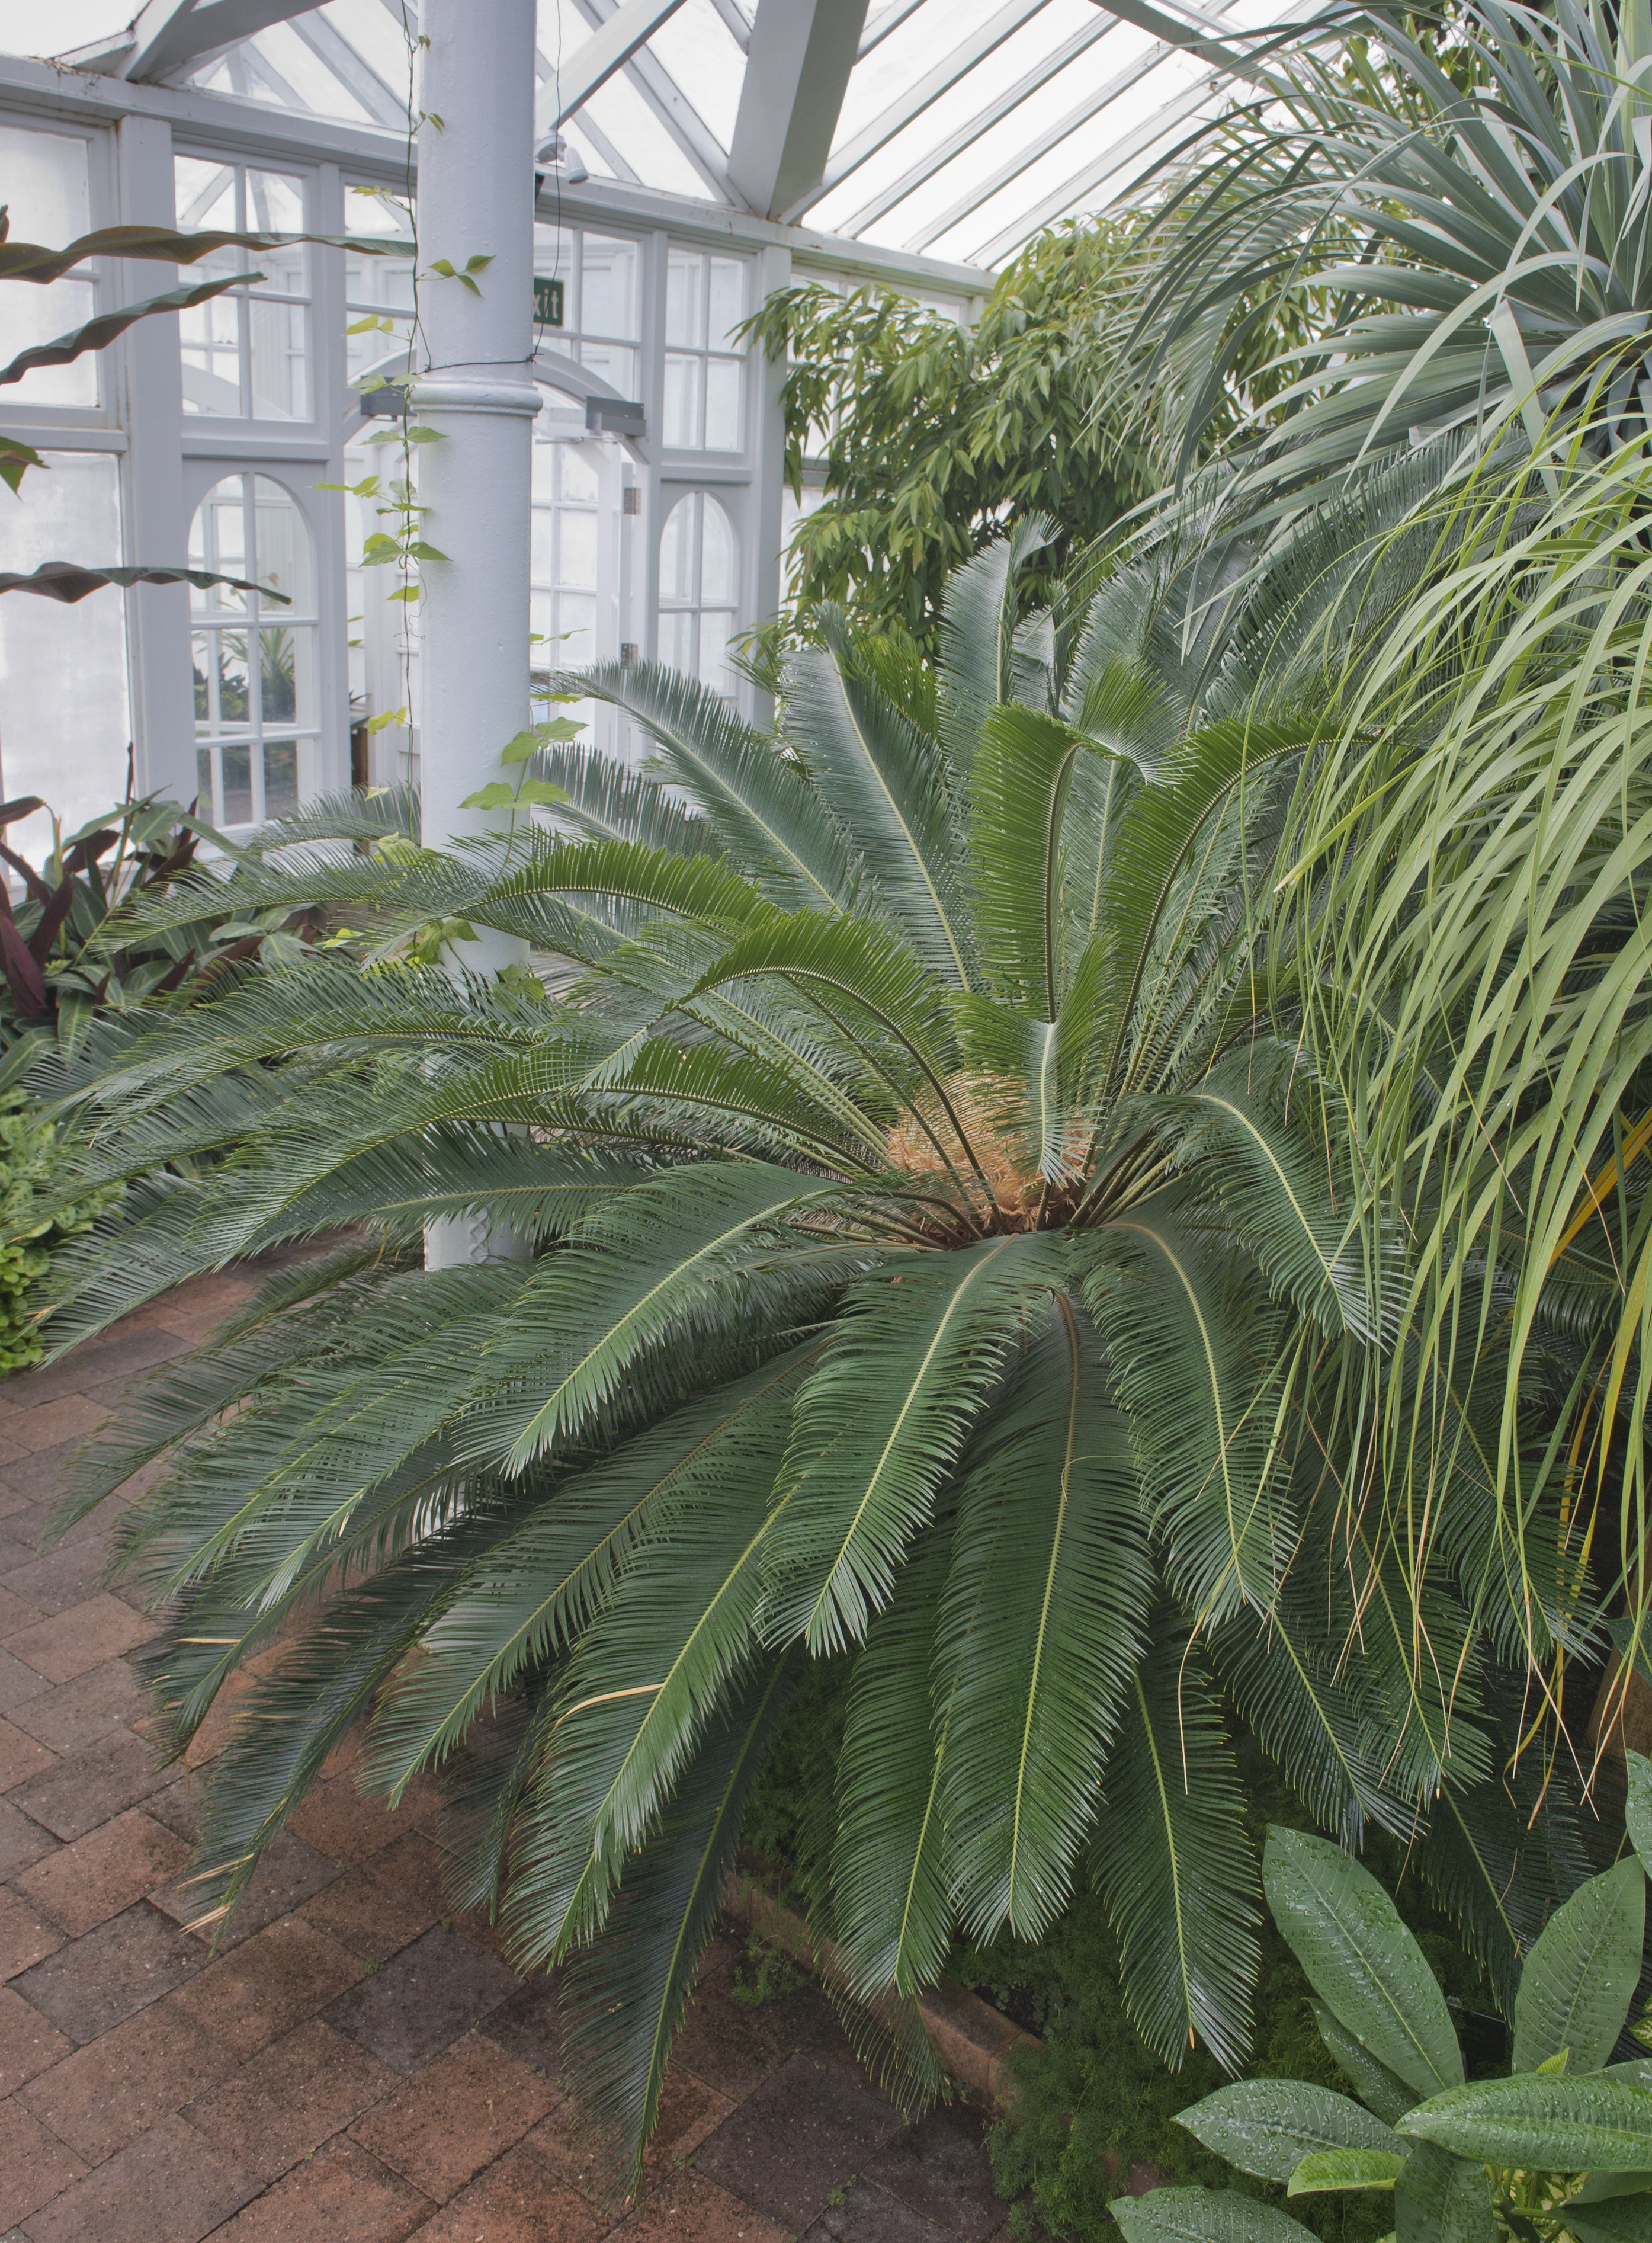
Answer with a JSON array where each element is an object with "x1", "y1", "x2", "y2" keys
[{"x1": 534, "y1": 277, "x2": 564, "y2": 327}]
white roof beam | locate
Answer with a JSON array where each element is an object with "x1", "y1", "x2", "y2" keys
[
  {"x1": 288, "y1": 8, "x2": 405, "y2": 125},
  {"x1": 785, "y1": 0, "x2": 1047, "y2": 220},
  {"x1": 968, "y1": 69, "x2": 1221, "y2": 265},
  {"x1": 707, "y1": 0, "x2": 753, "y2": 49},
  {"x1": 729, "y1": 0, "x2": 870, "y2": 222},
  {"x1": 538, "y1": 0, "x2": 692, "y2": 135},
  {"x1": 907, "y1": 0, "x2": 1247, "y2": 251},
  {"x1": 84, "y1": 0, "x2": 329, "y2": 84},
  {"x1": 835, "y1": 5, "x2": 1114, "y2": 235},
  {"x1": 565, "y1": 0, "x2": 737, "y2": 204},
  {"x1": 858, "y1": 0, "x2": 925, "y2": 55}
]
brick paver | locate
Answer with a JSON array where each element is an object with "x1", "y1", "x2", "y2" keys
[{"x1": 0, "y1": 1265, "x2": 1011, "y2": 2243}]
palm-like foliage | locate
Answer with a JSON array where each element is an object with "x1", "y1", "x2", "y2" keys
[
  {"x1": 38, "y1": 527, "x2": 1587, "y2": 2192},
  {"x1": 1137, "y1": 0, "x2": 1652, "y2": 508},
  {"x1": 1269, "y1": 425, "x2": 1652, "y2": 1713}
]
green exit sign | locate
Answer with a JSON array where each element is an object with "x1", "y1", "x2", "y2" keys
[{"x1": 533, "y1": 276, "x2": 564, "y2": 327}]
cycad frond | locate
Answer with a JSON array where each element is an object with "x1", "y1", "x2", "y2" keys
[
  {"x1": 1091, "y1": 1622, "x2": 1260, "y2": 2071},
  {"x1": 936, "y1": 1297, "x2": 1151, "y2": 1940}
]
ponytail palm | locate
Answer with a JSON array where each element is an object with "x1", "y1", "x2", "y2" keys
[
  {"x1": 1140, "y1": 0, "x2": 1652, "y2": 508},
  {"x1": 43, "y1": 529, "x2": 1559, "y2": 2191}
]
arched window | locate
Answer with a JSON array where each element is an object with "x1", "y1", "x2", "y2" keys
[
  {"x1": 658, "y1": 492, "x2": 737, "y2": 696},
  {"x1": 189, "y1": 474, "x2": 317, "y2": 826}
]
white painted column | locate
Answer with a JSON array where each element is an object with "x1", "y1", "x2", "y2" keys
[
  {"x1": 410, "y1": 0, "x2": 540, "y2": 916},
  {"x1": 116, "y1": 114, "x2": 195, "y2": 808},
  {"x1": 410, "y1": 0, "x2": 539, "y2": 1268}
]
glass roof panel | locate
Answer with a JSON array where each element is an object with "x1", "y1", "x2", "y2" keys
[{"x1": 6, "y1": 0, "x2": 1266, "y2": 275}]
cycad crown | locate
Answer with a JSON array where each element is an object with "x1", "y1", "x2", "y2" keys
[{"x1": 41, "y1": 523, "x2": 1586, "y2": 2193}]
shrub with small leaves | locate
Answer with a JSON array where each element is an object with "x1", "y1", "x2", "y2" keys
[{"x1": 0, "y1": 1092, "x2": 117, "y2": 1372}]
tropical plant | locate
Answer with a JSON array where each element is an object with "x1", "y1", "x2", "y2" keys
[
  {"x1": 742, "y1": 220, "x2": 1158, "y2": 651},
  {"x1": 1134, "y1": 0, "x2": 1652, "y2": 509},
  {"x1": 30, "y1": 525, "x2": 1593, "y2": 2194},
  {"x1": 0, "y1": 208, "x2": 406, "y2": 498},
  {"x1": 0, "y1": 787, "x2": 331, "y2": 1066},
  {"x1": 1116, "y1": 1791, "x2": 1652, "y2": 2243}
]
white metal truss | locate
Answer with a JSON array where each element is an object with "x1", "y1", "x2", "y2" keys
[
  {"x1": 835, "y1": 5, "x2": 1115, "y2": 238},
  {"x1": 730, "y1": 0, "x2": 869, "y2": 220},
  {"x1": 46, "y1": 0, "x2": 1332, "y2": 265},
  {"x1": 539, "y1": 0, "x2": 694, "y2": 134},
  {"x1": 782, "y1": 0, "x2": 1051, "y2": 223}
]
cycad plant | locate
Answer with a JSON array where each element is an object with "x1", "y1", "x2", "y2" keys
[
  {"x1": 38, "y1": 528, "x2": 1583, "y2": 2189},
  {"x1": 1121, "y1": 1780, "x2": 1652, "y2": 2243}
]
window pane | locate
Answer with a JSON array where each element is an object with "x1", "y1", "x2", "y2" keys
[
  {"x1": 262, "y1": 739, "x2": 299, "y2": 818},
  {"x1": 175, "y1": 155, "x2": 237, "y2": 236},
  {"x1": 701, "y1": 496, "x2": 737, "y2": 607},
  {"x1": 222, "y1": 739, "x2": 254, "y2": 826},
  {"x1": 707, "y1": 259, "x2": 745, "y2": 352},
  {"x1": 188, "y1": 475, "x2": 317, "y2": 829},
  {"x1": 576, "y1": 341, "x2": 636, "y2": 398},
  {"x1": 247, "y1": 169, "x2": 306, "y2": 260},
  {"x1": 181, "y1": 294, "x2": 242, "y2": 416},
  {"x1": 698, "y1": 615, "x2": 734, "y2": 697},
  {"x1": 582, "y1": 236, "x2": 639, "y2": 339},
  {"x1": 0, "y1": 452, "x2": 128, "y2": 853},
  {"x1": 0, "y1": 124, "x2": 96, "y2": 408},
  {"x1": 0, "y1": 126, "x2": 97, "y2": 409},
  {"x1": 557, "y1": 594, "x2": 596, "y2": 672},
  {"x1": 663, "y1": 355, "x2": 701, "y2": 449},
  {"x1": 704, "y1": 358, "x2": 742, "y2": 452},
  {"x1": 254, "y1": 479, "x2": 315, "y2": 605},
  {"x1": 666, "y1": 249, "x2": 704, "y2": 348},
  {"x1": 248, "y1": 298, "x2": 309, "y2": 420},
  {"x1": 659, "y1": 609, "x2": 694, "y2": 673},
  {"x1": 531, "y1": 510, "x2": 555, "y2": 587},
  {"x1": 206, "y1": 632, "x2": 252, "y2": 724},
  {"x1": 560, "y1": 510, "x2": 598, "y2": 591},
  {"x1": 196, "y1": 745, "x2": 215, "y2": 818},
  {"x1": 559, "y1": 446, "x2": 601, "y2": 505},
  {"x1": 258, "y1": 627, "x2": 304, "y2": 725},
  {"x1": 531, "y1": 436, "x2": 558, "y2": 505},
  {"x1": 659, "y1": 496, "x2": 695, "y2": 605},
  {"x1": 190, "y1": 485, "x2": 248, "y2": 602}
]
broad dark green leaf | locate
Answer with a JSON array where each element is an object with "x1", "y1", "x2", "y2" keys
[
  {"x1": 1179, "y1": 2079, "x2": 1401, "y2": 2184},
  {"x1": 1263, "y1": 1828, "x2": 1462, "y2": 2101},
  {"x1": 1287, "y1": 2147, "x2": 1407, "y2": 2194},
  {"x1": 1394, "y1": 2140, "x2": 1497, "y2": 2243},
  {"x1": 1627, "y1": 1753, "x2": 1652, "y2": 1876},
  {"x1": 1397, "y1": 2075, "x2": 1652, "y2": 2170},
  {"x1": 1110, "y1": 2187, "x2": 1320, "y2": 2243},
  {"x1": 1311, "y1": 2000, "x2": 1416, "y2": 2126},
  {"x1": 1513, "y1": 1859, "x2": 1645, "y2": 2074}
]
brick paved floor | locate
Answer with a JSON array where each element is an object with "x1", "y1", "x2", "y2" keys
[{"x1": 0, "y1": 1267, "x2": 1009, "y2": 2243}]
